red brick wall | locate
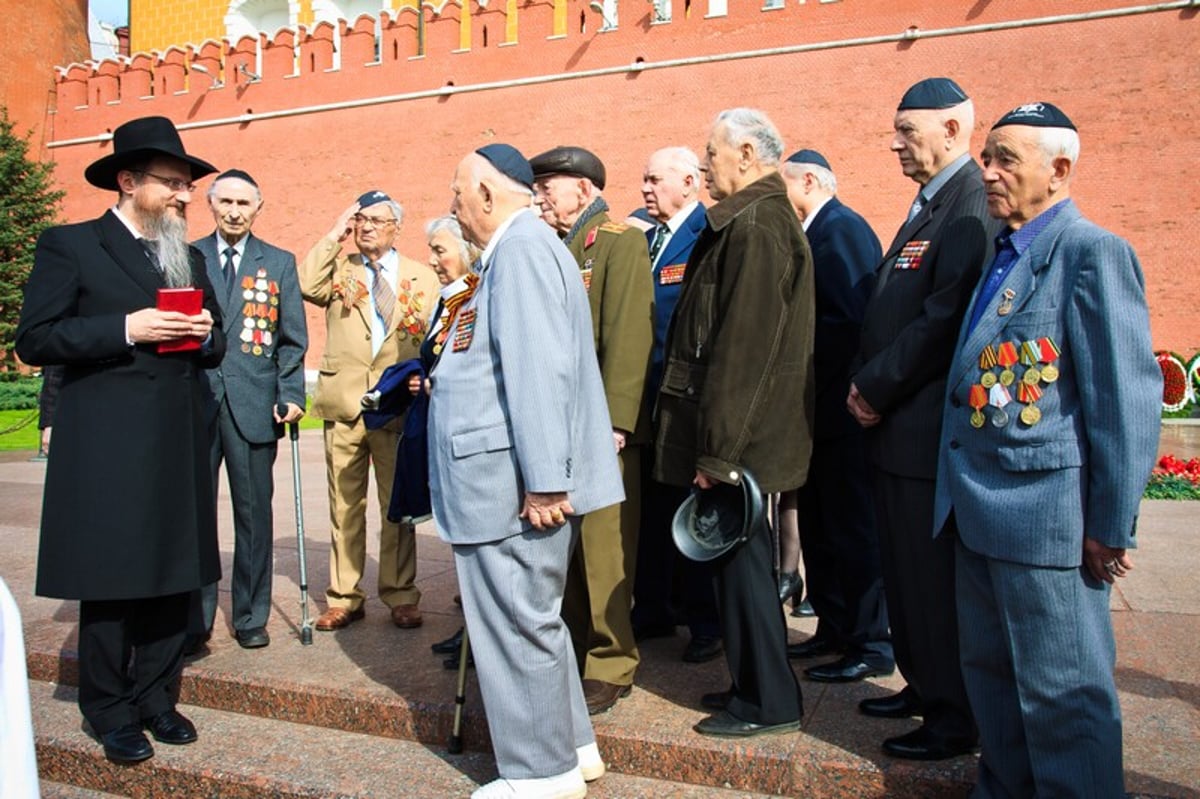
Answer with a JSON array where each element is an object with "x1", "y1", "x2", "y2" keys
[{"x1": 40, "y1": 1, "x2": 1200, "y2": 362}]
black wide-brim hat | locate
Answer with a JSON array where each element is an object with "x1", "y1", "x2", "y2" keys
[
  {"x1": 672, "y1": 470, "x2": 766, "y2": 562},
  {"x1": 85, "y1": 116, "x2": 218, "y2": 191}
]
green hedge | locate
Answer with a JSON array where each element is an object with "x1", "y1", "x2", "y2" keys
[{"x1": 0, "y1": 375, "x2": 43, "y2": 411}]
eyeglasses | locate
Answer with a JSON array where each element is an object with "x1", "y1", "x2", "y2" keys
[
  {"x1": 134, "y1": 170, "x2": 196, "y2": 194},
  {"x1": 353, "y1": 214, "x2": 397, "y2": 229}
]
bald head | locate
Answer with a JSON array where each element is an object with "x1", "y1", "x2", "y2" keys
[{"x1": 642, "y1": 146, "x2": 701, "y2": 222}]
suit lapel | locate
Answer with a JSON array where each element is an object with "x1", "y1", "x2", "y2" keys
[
  {"x1": 950, "y1": 200, "x2": 1080, "y2": 388},
  {"x1": 97, "y1": 210, "x2": 164, "y2": 301},
  {"x1": 659, "y1": 205, "x2": 706, "y2": 268}
]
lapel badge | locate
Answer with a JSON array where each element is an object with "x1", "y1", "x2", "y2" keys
[{"x1": 997, "y1": 288, "x2": 1016, "y2": 316}]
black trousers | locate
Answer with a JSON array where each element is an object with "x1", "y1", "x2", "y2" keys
[
  {"x1": 716, "y1": 514, "x2": 803, "y2": 725},
  {"x1": 77, "y1": 592, "x2": 190, "y2": 735},
  {"x1": 872, "y1": 470, "x2": 976, "y2": 741},
  {"x1": 796, "y1": 433, "x2": 892, "y2": 666},
  {"x1": 631, "y1": 446, "x2": 719, "y2": 638}
]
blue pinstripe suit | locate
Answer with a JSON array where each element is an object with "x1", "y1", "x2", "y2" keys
[
  {"x1": 934, "y1": 199, "x2": 1161, "y2": 797},
  {"x1": 427, "y1": 208, "x2": 624, "y2": 779}
]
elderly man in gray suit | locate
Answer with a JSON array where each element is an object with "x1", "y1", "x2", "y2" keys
[
  {"x1": 934, "y1": 103, "x2": 1161, "y2": 798},
  {"x1": 190, "y1": 169, "x2": 307, "y2": 650},
  {"x1": 431, "y1": 144, "x2": 624, "y2": 799}
]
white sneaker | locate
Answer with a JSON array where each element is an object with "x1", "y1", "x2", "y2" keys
[
  {"x1": 471, "y1": 765, "x2": 587, "y2": 799},
  {"x1": 576, "y1": 742, "x2": 606, "y2": 782}
]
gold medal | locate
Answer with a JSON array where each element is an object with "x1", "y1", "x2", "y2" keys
[
  {"x1": 970, "y1": 410, "x2": 985, "y2": 428},
  {"x1": 1023, "y1": 367, "x2": 1041, "y2": 386},
  {"x1": 1000, "y1": 369, "x2": 1015, "y2": 386},
  {"x1": 252, "y1": 345, "x2": 263, "y2": 356},
  {"x1": 1040, "y1": 363, "x2": 1059, "y2": 383},
  {"x1": 980, "y1": 372, "x2": 997, "y2": 388},
  {"x1": 1020, "y1": 404, "x2": 1042, "y2": 426},
  {"x1": 256, "y1": 318, "x2": 268, "y2": 329}
]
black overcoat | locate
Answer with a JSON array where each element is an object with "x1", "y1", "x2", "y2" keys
[{"x1": 15, "y1": 210, "x2": 225, "y2": 601}]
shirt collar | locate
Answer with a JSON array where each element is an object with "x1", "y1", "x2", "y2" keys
[
  {"x1": 1001, "y1": 198, "x2": 1071, "y2": 255},
  {"x1": 662, "y1": 200, "x2": 700, "y2": 234},
  {"x1": 111, "y1": 205, "x2": 147, "y2": 240},
  {"x1": 215, "y1": 232, "x2": 248, "y2": 256},
  {"x1": 920, "y1": 152, "x2": 971, "y2": 203},
  {"x1": 480, "y1": 207, "x2": 531, "y2": 271},
  {"x1": 801, "y1": 196, "x2": 833, "y2": 232}
]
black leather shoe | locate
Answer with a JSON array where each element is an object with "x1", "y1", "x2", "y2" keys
[
  {"x1": 859, "y1": 687, "x2": 922, "y2": 719},
  {"x1": 804, "y1": 656, "x2": 894, "y2": 683},
  {"x1": 633, "y1": 622, "x2": 676, "y2": 641},
  {"x1": 694, "y1": 710, "x2": 800, "y2": 738},
  {"x1": 682, "y1": 635, "x2": 723, "y2": 663},
  {"x1": 882, "y1": 726, "x2": 978, "y2": 761},
  {"x1": 144, "y1": 709, "x2": 197, "y2": 745},
  {"x1": 101, "y1": 723, "x2": 154, "y2": 763},
  {"x1": 777, "y1": 570, "x2": 804, "y2": 603},
  {"x1": 443, "y1": 647, "x2": 475, "y2": 670},
  {"x1": 235, "y1": 627, "x2": 270, "y2": 649},
  {"x1": 790, "y1": 599, "x2": 816, "y2": 618},
  {"x1": 700, "y1": 690, "x2": 731, "y2": 711},
  {"x1": 183, "y1": 631, "x2": 211, "y2": 657},
  {"x1": 786, "y1": 636, "x2": 841, "y2": 659},
  {"x1": 431, "y1": 626, "x2": 464, "y2": 655}
]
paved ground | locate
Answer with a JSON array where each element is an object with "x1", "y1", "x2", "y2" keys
[{"x1": 2, "y1": 423, "x2": 1198, "y2": 797}]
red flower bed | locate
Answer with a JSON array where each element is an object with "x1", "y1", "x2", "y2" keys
[{"x1": 1154, "y1": 454, "x2": 1200, "y2": 485}]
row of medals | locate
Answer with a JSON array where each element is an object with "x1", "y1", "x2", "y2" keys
[{"x1": 971, "y1": 338, "x2": 1061, "y2": 429}]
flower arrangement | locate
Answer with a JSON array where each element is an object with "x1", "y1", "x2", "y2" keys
[
  {"x1": 1155, "y1": 350, "x2": 1200, "y2": 416},
  {"x1": 1144, "y1": 454, "x2": 1200, "y2": 500}
]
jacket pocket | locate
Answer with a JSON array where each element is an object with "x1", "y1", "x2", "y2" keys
[
  {"x1": 659, "y1": 361, "x2": 707, "y2": 400},
  {"x1": 997, "y1": 439, "x2": 1083, "y2": 472},
  {"x1": 318, "y1": 355, "x2": 339, "y2": 374},
  {"x1": 451, "y1": 423, "x2": 514, "y2": 459}
]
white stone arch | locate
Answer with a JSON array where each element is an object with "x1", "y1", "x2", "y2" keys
[
  {"x1": 311, "y1": 0, "x2": 389, "y2": 25},
  {"x1": 225, "y1": 0, "x2": 299, "y2": 41}
]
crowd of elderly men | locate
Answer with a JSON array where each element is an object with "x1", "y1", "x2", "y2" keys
[{"x1": 19, "y1": 72, "x2": 1160, "y2": 799}]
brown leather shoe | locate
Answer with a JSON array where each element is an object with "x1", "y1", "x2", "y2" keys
[
  {"x1": 314, "y1": 606, "x2": 365, "y2": 631},
  {"x1": 583, "y1": 679, "x2": 631, "y2": 715},
  {"x1": 390, "y1": 603, "x2": 423, "y2": 629}
]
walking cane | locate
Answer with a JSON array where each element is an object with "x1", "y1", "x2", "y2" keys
[
  {"x1": 280, "y1": 407, "x2": 314, "y2": 645},
  {"x1": 447, "y1": 624, "x2": 470, "y2": 754}
]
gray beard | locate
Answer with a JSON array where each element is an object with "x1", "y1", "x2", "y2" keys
[{"x1": 142, "y1": 212, "x2": 193, "y2": 289}]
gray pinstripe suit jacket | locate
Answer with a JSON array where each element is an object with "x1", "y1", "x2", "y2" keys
[
  {"x1": 934, "y1": 199, "x2": 1161, "y2": 567},
  {"x1": 428, "y1": 209, "x2": 624, "y2": 544}
]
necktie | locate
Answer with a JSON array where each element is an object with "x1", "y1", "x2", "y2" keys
[
  {"x1": 141, "y1": 239, "x2": 161, "y2": 272},
  {"x1": 365, "y1": 260, "x2": 396, "y2": 329},
  {"x1": 649, "y1": 223, "x2": 669, "y2": 264},
  {"x1": 222, "y1": 247, "x2": 237, "y2": 294},
  {"x1": 906, "y1": 192, "x2": 925, "y2": 223}
]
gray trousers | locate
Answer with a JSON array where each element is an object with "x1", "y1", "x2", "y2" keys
[
  {"x1": 455, "y1": 518, "x2": 594, "y2": 779},
  {"x1": 198, "y1": 398, "x2": 278, "y2": 633},
  {"x1": 957, "y1": 541, "x2": 1125, "y2": 799}
]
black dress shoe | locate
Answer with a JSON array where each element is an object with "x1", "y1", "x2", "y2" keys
[
  {"x1": 790, "y1": 599, "x2": 816, "y2": 618},
  {"x1": 882, "y1": 726, "x2": 978, "y2": 761},
  {"x1": 859, "y1": 687, "x2": 923, "y2": 719},
  {"x1": 633, "y1": 622, "x2": 676, "y2": 641},
  {"x1": 101, "y1": 723, "x2": 154, "y2": 763},
  {"x1": 694, "y1": 710, "x2": 800, "y2": 738},
  {"x1": 431, "y1": 626, "x2": 464, "y2": 655},
  {"x1": 443, "y1": 647, "x2": 475, "y2": 670},
  {"x1": 804, "y1": 656, "x2": 894, "y2": 683},
  {"x1": 786, "y1": 636, "x2": 841, "y2": 659},
  {"x1": 777, "y1": 570, "x2": 804, "y2": 603},
  {"x1": 700, "y1": 690, "x2": 731, "y2": 711},
  {"x1": 681, "y1": 635, "x2": 723, "y2": 663},
  {"x1": 235, "y1": 627, "x2": 270, "y2": 649},
  {"x1": 144, "y1": 709, "x2": 197, "y2": 745},
  {"x1": 183, "y1": 631, "x2": 211, "y2": 657}
]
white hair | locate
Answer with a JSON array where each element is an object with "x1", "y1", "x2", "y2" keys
[
  {"x1": 425, "y1": 215, "x2": 481, "y2": 270},
  {"x1": 1038, "y1": 127, "x2": 1081, "y2": 167},
  {"x1": 783, "y1": 161, "x2": 838, "y2": 194},
  {"x1": 942, "y1": 98, "x2": 976, "y2": 141},
  {"x1": 715, "y1": 108, "x2": 784, "y2": 166},
  {"x1": 655, "y1": 146, "x2": 701, "y2": 183},
  {"x1": 379, "y1": 199, "x2": 405, "y2": 225},
  {"x1": 207, "y1": 175, "x2": 262, "y2": 203}
]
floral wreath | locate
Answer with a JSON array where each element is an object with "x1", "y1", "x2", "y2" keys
[{"x1": 1156, "y1": 351, "x2": 1191, "y2": 412}]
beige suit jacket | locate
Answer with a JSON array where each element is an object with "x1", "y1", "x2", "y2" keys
[{"x1": 299, "y1": 236, "x2": 435, "y2": 423}]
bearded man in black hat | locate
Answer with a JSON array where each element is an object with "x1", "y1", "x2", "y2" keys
[{"x1": 16, "y1": 115, "x2": 225, "y2": 763}]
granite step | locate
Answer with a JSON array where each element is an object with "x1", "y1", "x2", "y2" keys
[{"x1": 30, "y1": 680, "x2": 784, "y2": 799}]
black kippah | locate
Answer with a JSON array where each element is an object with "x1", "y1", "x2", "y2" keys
[
  {"x1": 991, "y1": 102, "x2": 1077, "y2": 131},
  {"x1": 897, "y1": 77, "x2": 969, "y2": 111},
  {"x1": 215, "y1": 168, "x2": 258, "y2": 187},
  {"x1": 475, "y1": 144, "x2": 534, "y2": 189}
]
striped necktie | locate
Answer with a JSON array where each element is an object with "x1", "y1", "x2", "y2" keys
[
  {"x1": 649, "y1": 223, "x2": 669, "y2": 264},
  {"x1": 365, "y1": 260, "x2": 396, "y2": 329}
]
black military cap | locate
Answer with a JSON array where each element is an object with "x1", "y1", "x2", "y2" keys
[
  {"x1": 529, "y1": 146, "x2": 607, "y2": 190},
  {"x1": 785, "y1": 149, "x2": 832, "y2": 171},
  {"x1": 475, "y1": 143, "x2": 534, "y2": 189},
  {"x1": 897, "y1": 77, "x2": 969, "y2": 111},
  {"x1": 992, "y1": 102, "x2": 1077, "y2": 131}
]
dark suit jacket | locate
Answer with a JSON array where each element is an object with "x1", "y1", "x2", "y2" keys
[
  {"x1": 645, "y1": 202, "x2": 707, "y2": 398},
  {"x1": 854, "y1": 160, "x2": 998, "y2": 479},
  {"x1": 16, "y1": 210, "x2": 225, "y2": 600},
  {"x1": 806, "y1": 197, "x2": 881, "y2": 441},
  {"x1": 194, "y1": 232, "x2": 307, "y2": 444}
]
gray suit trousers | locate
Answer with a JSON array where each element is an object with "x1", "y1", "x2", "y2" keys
[
  {"x1": 199, "y1": 397, "x2": 278, "y2": 632},
  {"x1": 956, "y1": 541, "x2": 1125, "y2": 799},
  {"x1": 455, "y1": 519, "x2": 594, "y2": 779}
]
